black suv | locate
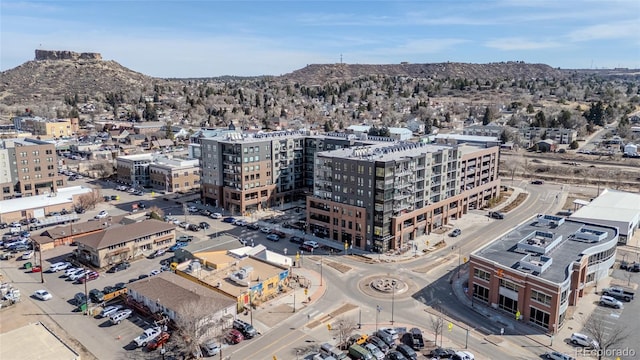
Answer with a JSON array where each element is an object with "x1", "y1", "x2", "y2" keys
[
  {"x1": 289, "y1": 236, "x2": 304, "y2": 244},
  {"x1": 107, "y1": 262, "x2": 130, "y2": 273},
  {"x1": 232, "y1": 319, "x2": 258, "y2": 338}
]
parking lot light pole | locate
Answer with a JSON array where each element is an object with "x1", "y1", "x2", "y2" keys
[
  {"x1": 248, "y1": 281, "x2": 253, "y2": 326},
  {"x1": 391, "y1": 283, "x2": 395, "y2": 325},
  {"x1": 83, "y1": 270, "x2": 89, "y2": 315}
]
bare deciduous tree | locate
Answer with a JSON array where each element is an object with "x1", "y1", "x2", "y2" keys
[
  {"x1": 92, "y1": 161, "x2": 114, "y2": 179},
  {"x1": 332, "y1": 317, "x2": 358, "y2": 350},
  {"x1": 147, "y1": 206, "x2": 165, "y2": 220},
  {"x1": 582, "y1": 314, "x2": 630, "y2": 360},
  {"x1": 429, "y1": 314, "x2": 444, "y2": 347},
  {"x1": 174, "y1": 298, "x2": 227, "y2": 358},
  {"x1": 76, "y1": 189, "x2": 103, "y2": 210}
]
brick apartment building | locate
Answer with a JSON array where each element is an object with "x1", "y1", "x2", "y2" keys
[
  {"x1": 469, "y1": 214, "x2": 618, "y2": 333},
  {"x1": 116, "y1": 153, "x2": 200, "y2": 193},
  {"x1": 307, "y1": 142, "x2": 500, "y2": 252},
  {"x1": 0, "y1": 138, "x2": 66, "y2": 198}
]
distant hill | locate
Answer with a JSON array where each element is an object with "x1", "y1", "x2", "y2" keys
[
  {"x1": 279, "y1": 62, "x2": 564, "y2": 84},
  {"x1": 0, "y1": 50, "x2": 157, "y2": 105}
]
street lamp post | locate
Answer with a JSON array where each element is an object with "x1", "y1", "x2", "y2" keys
[
  {"x1": 376, "y1": 305, "x2": 382, "y2": 332},
  {"x1": 319, "y1": 256, "x2": 323, "y2": 287},
  {"x1": 391, "y1": 281, "x2": 395, "y2": 325},
  {"x1": 83, "y1": 270, "x2": 89, "y2": 315},
  {"x1": 248, "y1": 281, "x2": 253, "y2": 326}
]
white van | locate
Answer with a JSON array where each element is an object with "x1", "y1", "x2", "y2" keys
[{"x1": 320, "y1": 343, "x2": 347, "y2": 360}]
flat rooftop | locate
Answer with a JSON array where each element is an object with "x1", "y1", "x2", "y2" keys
[
  {"x1": 318, "y1": 142, "x2": 451, "y2": 162},
  {"x1": 0, "y1": 186, "x2": 93, "y2": 215},
  {"x1": 474, "y1": 215, "x2": 618, "y2": 283},
  {"x1": 571, "y1": 189, "x2": 640, "y2": 223},
  {"x1": 179, "y1": 253, "x2": 288, "y2": 297}
]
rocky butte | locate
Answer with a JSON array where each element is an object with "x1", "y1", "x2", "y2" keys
[{"x1": 34, "y1": 49, "x2": 102, "y2": 61}]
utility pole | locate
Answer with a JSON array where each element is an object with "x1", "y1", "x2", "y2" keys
[{"x1": 391, "y1": 282, "x2": 395, "y2": 325}]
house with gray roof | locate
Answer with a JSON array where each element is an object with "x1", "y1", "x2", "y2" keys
[{"x1": 74, "y1": 219, "x2": 176, "y2": 267}]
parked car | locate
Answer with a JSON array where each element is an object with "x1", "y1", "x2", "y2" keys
[
  {"x1": 544, "y1": 351, "x2": 575, "y2": 360},
  {"x1": 366, "y1": 336, "x2": 389, "y2": 353},
  {"x1": 630, "y1": 262, "x2": 640, "y2": 272},
  {"x1": 64, "y1": 267, "x2": 83, "y2": 277},
  {"x1": 69, "y1": 269, "x2": 89, "y2": 281},
  {"x1": 21, "y1": 250, "x2": 34, "y2": 260},
  {"x1": 77, "y1": 271, "x2": 99, "y2": 283},
  {"x1": 74, "y1": 292, "x2": 88, "y2": 305},
  {"x1": 385, "y1": 351, "x2": 407, "y2": 360},
  {"x1": 531, "y1": 180, "x2": 544, "y2": 185},
  {"x1": 429, "y1": 347, "x2": 457, "y2": 358},
  {"x1": 187, "y1": 205, "x2": 198, "y2": 213},
  {"x1": 570, "y1": 332, "x2": 599, "y2": 349},
  {"x1": 303, "y1": 240, "x2": 319, "y2": 249},
  {"x1": 247, "y1": 223, "x2": 260, "y2": 230},
  {"x1": 234, "y1": 220, "x2": 247, "y2": 226},
  {"x1": 202, "y1": 341, "x2": 226, "y2": 356},
  {"x1": 199, "y1": 221, "x2": 210, "y2": 230},
  {"x1": 107, "y1": 262, "x2": 130, "y2": 273},
  {"x1": 223, "y1": 217, "x2": 237, "y2": 224},
  {"x1": 364, "y1": 343, "x2": 384, "y2": 360},
  {"x1": 148, "y1": 248, "x2": 167, "y2": 259},
  {"x1": 396, "y1": 344, "x2": 417, "y2": 360},
  {"x1": 170, "y1": 242, "x2": 188, "y2": 251},
  {"x1": 187, "y1": 224, "x2": 201, "y2": 232},
  {"x1": 48, "y1": 261, "x2": 71, "y2": 272},
  {"x1": 95, "y1": 210, "x2": 108, "y2": 219},
  {"x1": 89, "y1": 289, "x2": 104, "y2": 302},
  {"x1": 266, "y1": 234, "x2": 280, "y2": 242},
  {"x1": 100, "y1": 305, "x2": 123, "y2": 318},
  {"x1": 232, "y1": 319, "x2": 258, "y2": 338},
  {"x1": 620, "y1": 260, "x2": 630, "y2": 270},
  {"x1": 149, "y1": 269, "x2": 161, "y2": 277},
  {"x1": 33, "y1": 289, "x2": 52, "y2": 301},
  {"x1": 260, "y1": 227, "x2": 271, "y2": 234},
  {"x1": 408, "y1": 327, "x2": 424, "y2": 350},
  {"x1": 225, "y1": 329, "x2": 244, "y2": 344},
  {"x1": 146, "y1": 332, "x2": 171, "y2": 350},
  {"x1": 488, "y1": 211, "x2": 505, "y2": 219},
  {"x1": 133, "y1": 327, "x2": 162, "y2": 347},
  {"x1": 601, "y1": 286, "x2": 634, "y2": 302},
  {"x1": 290, "y1": 236, "x2": 304, "y2": 244},
  {"x1": 199, "y1": 209, "x2": 211, "y2": 216},
  {"x1": 380, "y1": 327, "x2": 399, "y2": 341},
  {"x1": 448, "y1": 228, "x2": 462, "y2": 237},
  {"x1": 176, "y1": 235, "x2": 194, "y2": 243},
  {"x1": 452, "y1": 351, "x2": 475, "y2": 360},
  {"x1": 599, "y1": 295, "x2": 624, "y2": 309},
  {"x1": 210, "y1": 212, "x2": 223, "y2": 219}
]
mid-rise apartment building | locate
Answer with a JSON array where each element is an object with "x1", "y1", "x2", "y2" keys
[
  {"x1": 0, "y1": 138, "x2": 65, "y2": 198},
  {"x1": 469, "y1": 215, "x2": 618, "y2": 333},
  {"x1": 116, "y1": 154, "x2": 200, "y2": 193},
  {"x1": 307, "y1": 142, "x2": 500, "y2": 251},
  {"x1": 199, "y1": 131, "x2": 380, "y2": 213},
  {"x1": 519, "y1": 127, "x2": 577, "y2": 146}
]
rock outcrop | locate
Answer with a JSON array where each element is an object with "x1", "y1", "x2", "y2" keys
[{"x1": 35, "y1": 49, "x2": 102, "y2": 61}]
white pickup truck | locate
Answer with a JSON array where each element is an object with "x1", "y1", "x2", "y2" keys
[
  {"x1": 602, "y1": 287, "x2": 634, "y2": 302},
  {"x1": 133, "y1": 327, "x2": 161, "y2": 347}
]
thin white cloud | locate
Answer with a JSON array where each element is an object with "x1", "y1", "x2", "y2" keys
[
  {"x1": 485, "y1": 37, "x2": 562, "y2": 50},
  {"x1": 568, "y1": 21, "x2": 640, "y2": 42}
]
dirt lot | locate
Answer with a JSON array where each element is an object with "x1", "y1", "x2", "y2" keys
[{"x1": 0, "y1": 275, "x2": 97, "y2": 359}]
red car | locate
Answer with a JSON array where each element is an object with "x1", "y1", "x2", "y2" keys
[
  {"x1": 225, "y1": 329, "x2": 244, "y2": 344},
  {"x1": 146, "y1": 332, "x2": 171, "y2": 351},
  {"x1": 77, "y1": 271, "x2": 99, "y2": 283},
  {"x1": 31, "y1": 265, "x2": 42, "y2": 273}
]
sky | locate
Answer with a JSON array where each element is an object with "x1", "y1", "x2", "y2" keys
[{"x1": 1, "y1": 0, "x2": 639, "y2": 78}]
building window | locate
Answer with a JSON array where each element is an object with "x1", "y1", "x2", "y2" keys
[
  {"x1": 498, "y1": 295, "x2": 518, "y2": 314},
  {"x1": 531, "y1": 289, "x2": 552, "y2": 306},
  {"x1": 474, "y1": 268, "x2": 491, "y2": 282},
  {"x1": 529, "y1": 307, "x2": 550, "y2": 328},
  {"x1": 499, "y1": 279, "x2": 518, "y2": 292},
  {"x1": 473, "y1": 284, "x2": 489, "y2": 303},
  {"x1": 560, "y1": 289, "x2": 568, "y2": 305}
]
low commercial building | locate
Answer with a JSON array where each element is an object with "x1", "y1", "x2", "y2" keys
[
  {"x1": 116, "y1": 153, "x2": 199, "y2": 193},
  {"x1": 469, "y1": 214, "x2": 618, "y2": 333},
  {"x1": 74, "y1": 219, "x2": 176, "y2": 268},
  {"x1": 127, "y1": 271, "x2": 236, "y2": 329},
  {"x1": 0, "y1": 185, "x2": 92, "y2": 223},
  {"x1": 175, "y1": 251, "x2": 290, "y2": 311},
  {"x1": 570, "y1": 189, "x2": 640, "y2": 244}
]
